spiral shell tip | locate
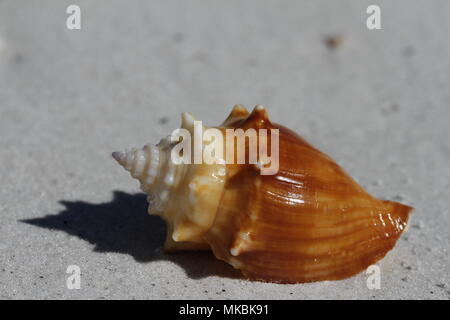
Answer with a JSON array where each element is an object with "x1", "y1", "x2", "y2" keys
[{"x1": 112, "y1": 151, "x2": 126, "y2": 164}]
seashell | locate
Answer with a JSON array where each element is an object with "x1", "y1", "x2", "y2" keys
[{"x1": 112, "y1": 105, "x2": 413, "y2": 283}]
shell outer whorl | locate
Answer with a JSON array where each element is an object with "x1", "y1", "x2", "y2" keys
[{"x1": 112, "y1": 104, "x2": 413, "y2": 283}]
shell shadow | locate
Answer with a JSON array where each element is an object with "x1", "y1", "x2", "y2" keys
[{"x1": 20, "y1": 191, "x2": 241, "y2": 280}]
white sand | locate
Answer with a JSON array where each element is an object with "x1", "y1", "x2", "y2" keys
[{"x1": 0, "y1": 0, "x2": 448, "y2": 299}]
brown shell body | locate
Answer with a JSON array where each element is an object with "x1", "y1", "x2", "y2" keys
[{"x1": 205, "y1": 106, "x2": 412, "y2": 283}]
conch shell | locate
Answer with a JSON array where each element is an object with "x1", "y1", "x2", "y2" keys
[{"x1": 113, "y1": 105, "x2": 412, "y2": 283}]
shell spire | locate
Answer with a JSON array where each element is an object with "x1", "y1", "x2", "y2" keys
[
  {"x1": 112, "y1": 146, "x2": 159, "y2": 185},
  {"x1": 112, "y1": 144, "x2": 168, "y2": 211},
  {"x1": 113, "y1": 112, "x2": 226, "y2": 251}
]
